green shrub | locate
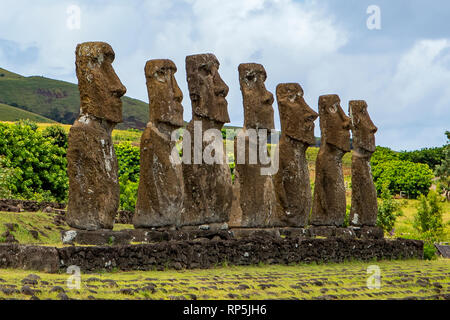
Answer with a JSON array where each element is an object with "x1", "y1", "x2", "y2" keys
[
  {"x1": 413, "y1": 191, "x2": 445, "y2": 260},
  {"x1": 119, "y1": 178, "x2": 138, "y2": 212},
  {"x1": 371, "y1": 146, "x2": 399, "y2": 167},
  {"x1": 372, "y1": 159, "x2": 433, "y2": 199},
  {"x1": 413, "y1": 191, "x2": 444, "y2": 236},
  {"x1": 0, "y1": 121, "x2": 68, "y2": 202},
  {"x1": 376, "y1": 184, "x2": 404, "y2": 233},
  {"x1": 115, "y1": 142, "x2": 140, "y2": 211},
  {"x1": 423, "y1": 242, "x2": 438, "y2": 260},
  {"x1": 0, "y1": 156, "x2": 13, "y2": 199},
  {"x1": 115, "y1": 142, "x2": 140, "y2": 183},
  {"x1": 42, "y1": 124, "x2": 68, "y2": 149}
]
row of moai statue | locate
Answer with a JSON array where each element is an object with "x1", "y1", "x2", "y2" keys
[{"x1": 65, "y1": 42, "x2": 378, "y2": 232}]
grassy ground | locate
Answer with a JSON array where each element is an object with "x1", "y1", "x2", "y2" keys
[
  {"x1": 0, "y1": 259, "x2": 448, "y2": 300},
  {"x1": 392, "y1": 199, "x2": 450, "y2": 241},
  {"x1": 0, "y1": 104, "x2": 56, "y2": 123}
]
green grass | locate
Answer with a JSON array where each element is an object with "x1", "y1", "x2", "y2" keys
[
  {"x1": 0, "y1": 104, "x2": 56, "y2": 123},
  {"x1": 390, "y1": 199, "x2": 450, "y2": 241},
  {"x1": 0, "y1": 259, "x2": 448, "y2": 300},
  {"x1": 0, "y1": 211, "x2": 69, "y2": 245},
  {"x1": 0, "y1": 67, "x2": 149, "y2": 129}
]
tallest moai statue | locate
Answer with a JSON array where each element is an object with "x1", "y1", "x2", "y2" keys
[{"x1": 66, "y1": 42, "x2": 126, "y2": 230}]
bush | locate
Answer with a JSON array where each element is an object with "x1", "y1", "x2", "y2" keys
[
  {"x1": 413, "y1": 191, "x2": 445, "y2": 260},
  {"x1": 423, "y1": 242, "x2": 438, "y2": 260},
  {"x1": 376, "y1": 184, "x2": 404, "y2": 233},
  {"x1": 372, "y1": 159, "x2": 434, "y2": 199},
  {"x1": 115, "y1": 142, "x2": 140, "y2": 211},
  {"x1": 119, "y1": 178, "x2": 138, "y2": 212},
  {"x1": 0, "y1": 156, "x2": 13, "y2": 199},
  {"x1": 413, "y1": 191, "x2": 444, "y2": 236},
  {"x1": 0, "y1": 121, "x2": 68, "y2": 202},
  {"x1": 371, "y1": 146, "x2": 399, "y2": 167},
  {"x1": 42, "y1": 124, "x2": 68, "y2": 149},
  {"x1": 115, "y1": 142, "x2": 140, "y2": 183}
]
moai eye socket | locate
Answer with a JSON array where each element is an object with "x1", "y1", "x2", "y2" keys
[
  {"x1": 154, "y1": 69, "x2": 167, "y2": 82},
  {"x1": 329, "y1": 103, "x2": 338, "y2": 114},
  {"x1": 288, "y1": 93, "x2": 297, "y2": 102},
  {"x1": 190, "y1": 93, "x2": 200, "y2": 102},
  {"x1": 246, "y1": 74, "x2": 256, "y2": 82},
  {"x1": 199, "y1": 64, "x2": 212, "y2": 76}
]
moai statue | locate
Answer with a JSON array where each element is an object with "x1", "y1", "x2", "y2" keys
[
  {"x1": 181, "y1": 53, "x2": 233, "y2": 226},
  {"x1": 274, "y1": 83, "x2": 319, "y2": 227},
  {"x1": 66, "y1": 42, "x2": 126, "y2": 230},
  {"x1": 133, "y1": 60, "x2": 185, "y2": 228},
  {"x1": 348, "y1": 100, "x2": 378, "y2": 226},
  {"x1": 232, "y1": 63, "x2": 283, "y2": 227},
  {"x1": 310, "y1": 94, "x2": 351, "y2": 227}
]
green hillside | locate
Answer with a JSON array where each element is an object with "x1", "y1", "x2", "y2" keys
[
  {"x1": 0, "y1": 67, "x2": 149, "y2": 129},
  {"x1": 0, "y1": 103, "x2": 56, "y2": 123}
]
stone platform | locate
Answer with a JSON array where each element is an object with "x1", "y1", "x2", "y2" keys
[
  {"x1": 0, "y1": 237, "x2": 423, "y2": 273},
  {"x1": 61, "y1": 225, "x2": 384, "y2": 245}
]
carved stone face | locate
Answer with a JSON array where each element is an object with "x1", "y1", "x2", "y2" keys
[
  {"x1": 349, "y1": 100, "x2": 377, "y2": 153},
  {"x1": 318, "y1": 94, "x2": 351, "y2": 152},
  {"x1": 185, "y1": 53, "x2": 230, "y2": 124},
  {"x1": 145, "y1": 59, "x2": 184, "y2": 128},
  {"x1": 276, "y1": 83, "x2": 318, "y2": 145},
  {"x1": 75, "y1": 42, "x2": 127, "y2": 123},
  {"x1": 239, "y1": 63, "x2": 274, "y2": 130}
]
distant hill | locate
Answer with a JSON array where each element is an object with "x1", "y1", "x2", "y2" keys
[
  {"x1": 0, "y1": 67, "x2": 149, "y2": 129},
  {"x1": 0, "y1": 103, "x2": 56, "y2": 123}
]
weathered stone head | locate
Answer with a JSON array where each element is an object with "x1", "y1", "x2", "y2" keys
[
  {"x1": 145, "y1": 59, "x2": 184, "y2": 128},
  {"x1": 185, "y1": 53, "x2": 230, "y2": 124},
  {"x1": 349, "y1": 100, "x2": 377, "y2": 153},
  {"x1": 276, "y1": 83, "x2": 318, "y2": 145},
  {"x1": 75, "y1": 42, "x2": 127, "y2": 123},
  {"x1": 318, "y1": 94, "x2": 351, "y2": 152},
  {"x1": 239, "y1": 63, "x2": 274, "y2": 130}
]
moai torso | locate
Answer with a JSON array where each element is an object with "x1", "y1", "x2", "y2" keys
[
  {"x1": 181, "y1": 54, "x2": 233, "y2": 226},
  {"x1": 66, "y1": 42, "x2": 126, "y2": 230},
  {"x1": 310, "y1": 95, "x2": 351, "y2": 226},
  {"x1": 233, "y1": 63, "x2": 283, "y2": 227},
  {"x1": 349, "y1": 100, "x2": 378, "y2": 226},
  {"x1": 274, "y1": 83, "x2": 318, "y2": 227},
  {"x1": 134, "y1": 60, "x2": 185, "y2": 228}
]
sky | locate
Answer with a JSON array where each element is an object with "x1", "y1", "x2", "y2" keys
[{"x1": 0, "y1": 0, "x2": 449, "y2": 151}]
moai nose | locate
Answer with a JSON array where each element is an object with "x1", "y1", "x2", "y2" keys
[{"x1": 264, "y1": 91, "x2": 274, "y2": 105}]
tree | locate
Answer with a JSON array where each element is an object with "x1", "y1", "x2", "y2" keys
[
  {"x1": 377, "y1": 184, "x2": 404, "y2": 233},
  {"x1": 372, "y1": 159, "x2": 434, "y2": 199}
]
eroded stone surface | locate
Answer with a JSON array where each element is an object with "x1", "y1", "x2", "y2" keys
[
  {"x1": 134, "y1": 59, "x2": 184, "y2": 228},
  {"x1": 233, "y1": 63, "x2": 283, "y2": 227},
  {"x1": 349, "y1": 100, "x2": 378, "y2": 226},
  {"x1": 274, "y1": 83, "x2": 318, "y2": 227},
  {"x1": 66, "y1": 42, "x2": 126, "y2": 231},
  {"x1": 310, "y1": 94, "x2": 351, "y2": 227},
  {"x1": 182, "y1": 54, "x2": 233, "y2": 226}
]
